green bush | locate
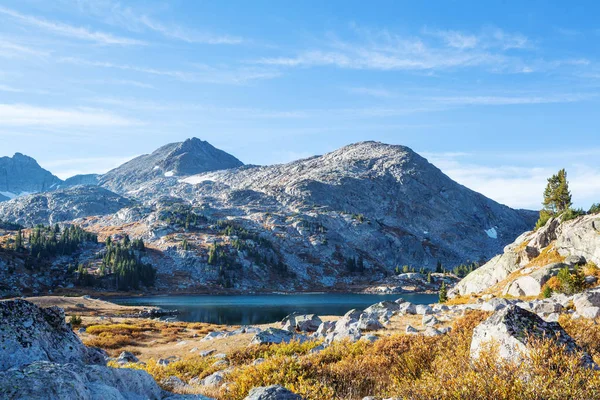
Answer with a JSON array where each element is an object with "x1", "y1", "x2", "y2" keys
[
  {"x1": 561, "y1": 208, "x2": 586, "y2": 222},
  {"x1": 535, "y1": 210, "x2": 553, "y2": 230},
  {"x1": 589, "y1": 203, "x2": 600, "y2": 214}
]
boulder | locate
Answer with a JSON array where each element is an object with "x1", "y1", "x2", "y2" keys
[
  {"x1": 200, "y1": 371, "x2": 226, "y2": 388},
  {"x1": 363, "y1": 301, "x2": 400, "y2": 319},
  {"x1": 405, "y1": 325, "x2": 418, "y2": 334},
  {"x1": 424, "y1": 327, "x2": 442, "y2": 337},
  {"x1": 117, "y1": 351, "x2": 139, "y2": 364},
  {"x1": 397, "y1": 302, "x2": 416, "y2": 315},
  {"x1": 0, "y1": 299, "x2": 208, "y2": 399},
  {"x1": 470, "y1": 305, "x2": 596, "y2": 368},
  {"x1": 358, "y1": 314, "x2": 384, "y2": 331},
  {"x1": 250, "y1": 328, "x2": 304, "y2": 345},
  {"x1": 0, "y1": 299, "x2": 101, "y2": 371},
  {"x1": 480, "y1": 298, "x2": 511, "y2": 312},
  {"x1": 281, "y1": 313, "x2": 322, "y2": 333},
  {"x1": 415, "y1": 305, "x2": 433, "y2": 315},
  {"x1": 325, "y1": 311, "x2": 362, "y2": 343},
  {"x1": 315, "y1": 321, "x2": 336, "y2": 337},
  {"x1": 565, "y1": 255, "x2": 586, "y2": 266},
  {"x1": 244, "y1": 385, "x2": 302, "y2": 400},
  {"x1": 422, "y1": 315, "x2": 440, "y2": 327},
  {"x1": 573, "y1": 290, "x2": 600, "y2": 319}
]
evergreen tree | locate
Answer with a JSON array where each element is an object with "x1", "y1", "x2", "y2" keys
[
  {"x1": 543, "y1": 169, "x2": 572, "y2": 213},
  {"x1": 436, "y1": 260, "x2": 443, "y2": 273},
  {"x1": 439, "y1": 281, "x2": 448, "y2": 303},
  {"x1": 427, "y1": 272, "x2": 432, "y2": 284}
]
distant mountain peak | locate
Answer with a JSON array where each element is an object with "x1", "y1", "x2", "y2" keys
[
  {"x1": 100, "y1": 138, "x2": 244, "y2": 193},
  {"x1": 0, "y1": 153, "x2": 62, "y2": 200}
]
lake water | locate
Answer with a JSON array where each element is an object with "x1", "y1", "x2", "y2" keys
[{"x1": 111, "y1": 293, "x2": 439, "y2": 325}]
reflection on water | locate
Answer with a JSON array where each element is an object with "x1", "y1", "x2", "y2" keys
[{"x1": 111, "y1": 293, "x2": 438, "y2": 325}]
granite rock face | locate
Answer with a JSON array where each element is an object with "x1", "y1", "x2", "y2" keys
[
  {"x1": 451, "y1": 214, "x2": 600, "y2": 298},
  {"x1": 0, "y1": 299, "x2": 213, "y2": 400}
]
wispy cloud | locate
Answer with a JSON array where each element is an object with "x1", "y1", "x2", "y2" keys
[
  {"x1": 0, "y1": 5, "x2": 144, "y2": 45},
  {"x1": 136, "y1": 15, "x2": 243, "y2": 44},
  {"x1": 59, "y1": 56, "x2": 280, "y2": 84},
  {"x1": 0, "y1": 104, "x2": 142, "y2": 127},
  {"x1": 427, "y1": 93, "x2": 596, "y2": 106},
  {"x1": 0, "y1": 38, "x2": 49, "y2": 58},
  {"x1": 0, "y1": 84, "x2": 23, "y2": 93},
  {"x1": 70, "y1": 0, "x2": 243, "y2": 45}
]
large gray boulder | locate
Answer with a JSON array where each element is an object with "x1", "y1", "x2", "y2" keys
[
  {"x1": 281, "y1": 313, "x2": 322, "y2": 333},
  {"x1": 0, "y1": 300, "x2": 210, "y2": 400},
  {"x1": 470, "y1": 305, "x2": 595, "y2": 368},
  {"x1": 502, "y1": 263, "x2": 565, "y2": 297},
  {"x1": 325, "y1": 309, "x2": 363, "y2": 343},
  {"x1": 244, "y1": 385, "x2": 302, "y2": 399},
  {"x1": 0, "y1": 299, "x2": 101, "y2": 371}
]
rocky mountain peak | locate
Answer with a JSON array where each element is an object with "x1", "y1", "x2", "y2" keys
[
  {"x1": 0, "y1": 153, "x2": 62, "y2": 200},
  {"x1": 100, "y1": 137, "x2": 244, "y2": 193}
]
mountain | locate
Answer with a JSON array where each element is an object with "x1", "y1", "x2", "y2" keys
[
  {"x1": 0, "y1": 153, "x2": 62, "y2": 201},
  {"x1": 100, "y1": 138, "x2": 244, "y2": 193},
  {"x1": 0, "y1": 139, "x2": 538, "y2": 292},
  {"x1": 449, "y1": 213, "x2": 600, "y2": 298},
  {"x1": 0, "y1": 185, "x2": 132, "y2": 226}
]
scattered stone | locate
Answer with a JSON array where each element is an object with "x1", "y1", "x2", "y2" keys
[
  {"x1": 200, "y1": 349, "x2": 216, "y2": 357},
  {"x1": 116, "y1": 351, "x2": 139, "y2": 364},
  {"x1": 424, "y1": 327, "x2": 442, "y2": 337},
  {"x1": 244, "y1": 384, "x2": 302, "y2": 400},
  {"x1": 315, "y1": 321, "x2": 336, "y2": 337},
  {"x1": 161, "y1": 376, "x2": 188, "y2": 391},
  {"x1": 358, "y1": 314, "x2": 384, "y2": 331},
  {"x1": 422, "y1": 314, "x2": 440, "y2": 327},
  {"x1": 201, "y1": 370, "x2": 226, "y2": 387},
  {"x1": 415, "y1": 305, "x2": 433, "y2": 315},
  {"x1": 361, "y1": 334, "x2": 379, "y2": 343},
  {"x1": 405, "y1": 325, "x2": 418, "y2": 334},
  {"x1": 397, "y1": 302, "x2": 417, "y2": 315}
]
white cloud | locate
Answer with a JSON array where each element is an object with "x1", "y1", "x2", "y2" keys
[
  {"x1": 42, "y1": 156, "x2": 137, "y2": 179},
  {"x1": 427, "y1": 93, "x2": 596, "y2": 106},
  {"x1": 424, "y1": 152, "x2": 600, "y2": 210},
  {"x1": 0, "y1": 5, "x2": 144, "y2": 45},
  {"x1": 0, "y1": 104, "x2": 142, "y2": 127},
  {"x1": 0, "y1": 84, "x2": 23, "y2": 93}
]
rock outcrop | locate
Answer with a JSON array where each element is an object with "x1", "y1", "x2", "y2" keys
[
  {"x1": 470, "y1": 305, "x2": 596, "y2": 368},
  {"x1": 451, "y1": 214, "x2": 600, "y2": 298},
  {"x1": 0, "y1": 299, "x2": 211, "y2": 399}
]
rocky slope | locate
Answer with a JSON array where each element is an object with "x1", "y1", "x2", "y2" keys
[
  {"x1": 100, "y1": 138, "x2": 244, "y2": 193},
  {"x1": 0, "y1": 153, "x2": 62, "y2": 200},
  {"x1": 0, "y1": 299, "x2": 210, "y2": 399},
  {"x1": 450, "y1": 213, "x2": 600, "y2": 298},
  {"x1": 0, "y1": 185, "x2": 132, "y2": 226}
]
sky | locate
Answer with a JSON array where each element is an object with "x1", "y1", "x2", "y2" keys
[{"x1": 1, "y1": 0, "x2": 599, "y2": 210}]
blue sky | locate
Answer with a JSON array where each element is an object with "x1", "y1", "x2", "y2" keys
[{"x1": 1, "y1": 0, "x2": 599, "y2": 209}]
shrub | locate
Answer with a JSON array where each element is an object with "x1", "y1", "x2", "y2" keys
[
  {"x1": 555, "y1": 265, "x2": 585, "y2": 295},
  {"x1": 69, "y1": 315, "x2": 82, "y2": 327},
  {"x1": 561, "y1": 208, "x2": 586, "y2": 222},
  {"x1": 535, "y1": 210, "x2": 553, "y2": 230},
  {"x1": 541, "y1": 285, "x2": 553, "y2": 299},
  {"x1": 589, "y1": 203, "x2": 600, "y2": 214}
]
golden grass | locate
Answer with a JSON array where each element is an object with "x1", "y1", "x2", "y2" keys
[
  {"x1": 525, "y1": 244, "x2": 565, "y2": 268},
  {"x1": 106, "y1": 311, "x2": 600, "y2": 400}
]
